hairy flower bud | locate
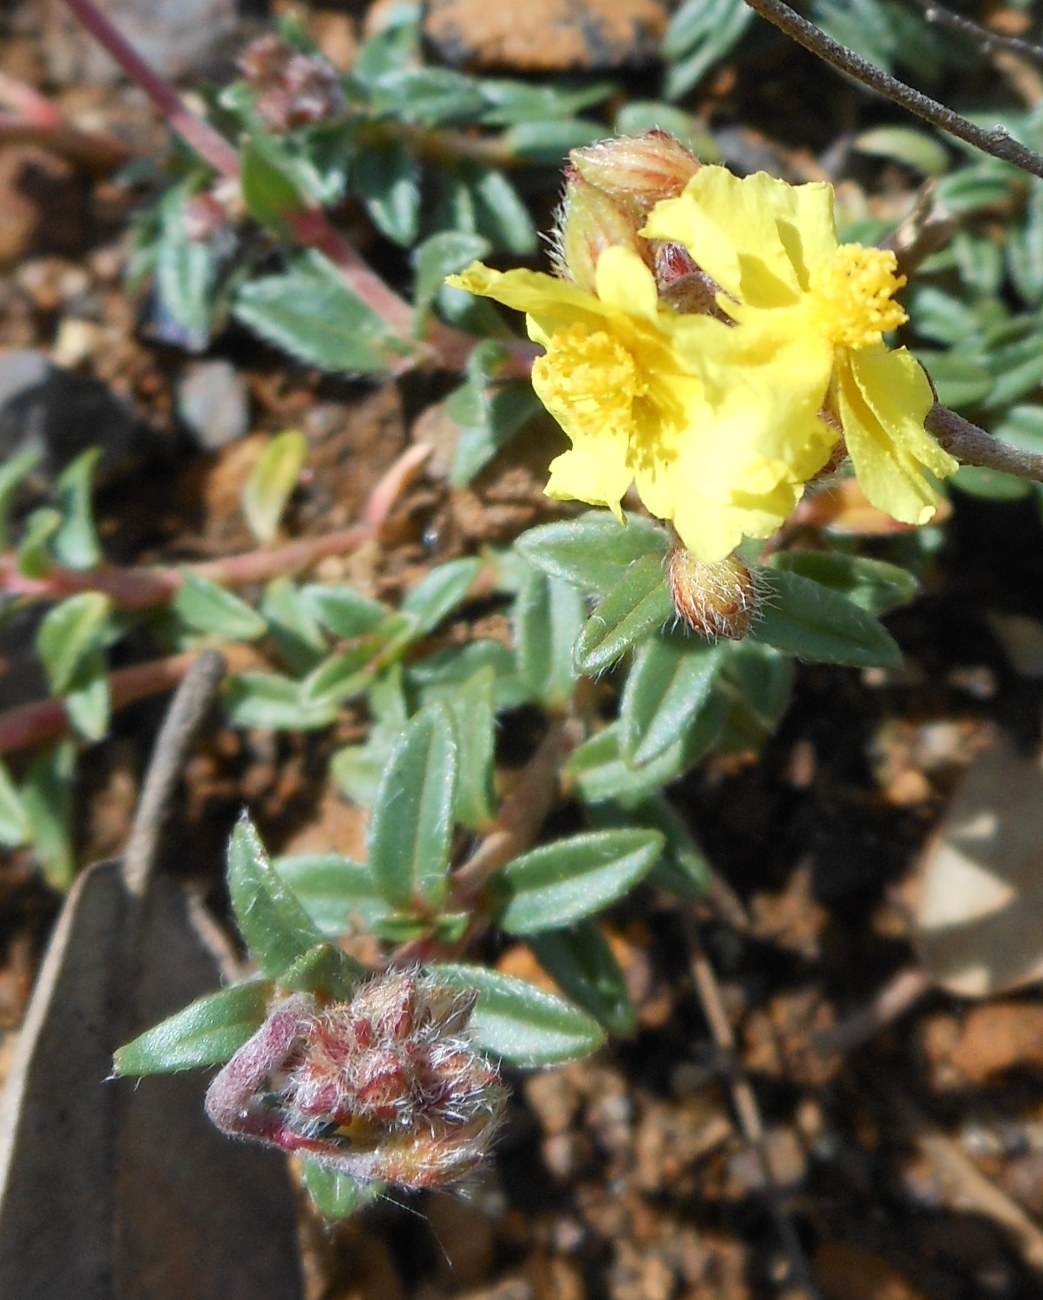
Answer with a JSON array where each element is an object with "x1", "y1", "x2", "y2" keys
[
  {"x1": 205, "y1": 970, "x2": 506, "y2": 1191},
  {"x1": 668, "y1": 545, "x2": 757, "y2": 640},
  {"x1": 569, "y1": 130, "x2": 700, "y2": 218},
  {"x1": 237, "y1": 34, "x2": 344, "y2": 134},
  {"x1": 551, "y1": 170, "x2": 650, "y2": 291}
]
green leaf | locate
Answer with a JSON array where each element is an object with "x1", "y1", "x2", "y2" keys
[
  {"x1": 240, "y1": 133, "x2": 311, "y2": 237},
  {"x1": 63, "y1": 649, "x2": 111, "y2": 742},
  {"x1": 0, "y1": 757, "x2": 30, "y2": 847},
  {"x1": 476, "y1": 77, "x2": 615, "y2": 125},
  {"x1": 52, "y1": 448, "x2": 102, "y2": 570},
  {"x1": 751, "y1": 568, "x2": 903, "y2": 668},
  {"x1": 261, "y1": 577, "x2": 328, "y2": 674},
  {"x1": 662, "y1": 0, "x2": 753, "y2": 99},
  {"x1": 448, "y1": 379, "x2": 541, "y2": 488},
  {"x1": 298, "y1": 635, "x2": 385, "y2": 709},
  {"x1": 459, "y1": 163, "x2": 537, "y2": 254},
  {"x1": 407, "y1": 638, "x2": 528, "y2": 711},
  {"x1": 224, "y1": 672, "x2": 340, "y2": 731},
  {"x1": 413, "y1": 232, "x2": 490, "y2": 319},
  {"x1": 515, "y1": 567, "x2": 585, "y2": 708},
  {"x1": 517, "y1": 513, "x2": 668, "y2": 593},
  {"x1": 22, "y1": 740, "x2": 76, "y2": 888},
  {"x1": 353, "y1": 138, "x2": 420, "y2": 246},
  {"x1": 113, "y1": 982, "x2": 272, "y2": 1076},
  {"x1": 402, "y1": 558, "x2": 481, "y2": 634},
  {"x1": 273, "y1": 853, "x2": 392, "y2": 934},
  {"x1": 529, "y1": 923, "x2": 635, "y2": 1036},
  {"x1": 15, "y1": 507, "x2": 60, "y2": 578},
  {"x1": 243, "y1": 430, "x2": 308, "y2": 543},
  {"x1": 566, "y1": 722, "x2": 691, "y2": 807},
  {"x1": 620, "y1": 633, "x2": 725, "y2": 766},
  {"x1": 501, "y1": 119, "x2": 605, "y2": 163},
  {"x1": 277, "y1": 942, "x2": 364, "y2": 1002},
  {"x1": 769, "y1": 552, "x2": 919, "y2": 616},
  {"x1": 234, "y1": 252, "x2": 416, "y2": 376},
  {"x1": 226, "y1": 816, "x2": 325, "y2": 979},
  {"x1": 368, "y1": 702, "x2": 457, "y2": 910},
  {"x1": 721, "y1": 640, "x2": 794, "y2": 733},
  {"x1": 853, "y1": 126, "x2": 949, "y2": 175},
  {"x1": 301, "y1": 1160, "x2": 380, "y2": 1219},
  {"x1": 154, "y1": 182, "x2": 214, "y2": 351},
  {"x1": 173, "y1": 571, "x2": 268, "y2": 641},
  {"x1": 36, "y1": 592, "x2": 113, "y2": 694},
  {"x1": 0, "y1": 449, "x2": 40, "y2": 551},
  {"x1": 491, "y1": 829, "x2": 663, "y2": 935},
  {"x1": 432, "y1": 964, "x2": 605, "y2": 1065},
  {"x1": 573, "y1": 552, "x2": 673, "y2": 675},
  {"x1": 303, "y1": 583, "x2": 390, "y2": 638},
  {"x1": 369, "y1": 67, "x2": 486, "y2": 124},
  {"x1": 638, "y1": 796, "x2": 711, "y2": 898},
  {"x1": 440, "y1": 667, "x2": 497, "y2": 831}
]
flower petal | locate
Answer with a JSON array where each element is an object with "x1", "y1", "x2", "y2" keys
[
  {"x1": 644, "y1": 168, "x2": 838, "y2": 308},
  {"x1": 837, "y1": 346, "x2": 957, "y2": 525},
  {"x1": 594, "y1": 246, "x2": 661, "y2": 322},
  {"x1": 447, "y1": 262, "x2": 604, "y2": 337}
]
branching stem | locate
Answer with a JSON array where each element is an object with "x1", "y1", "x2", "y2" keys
[
  {"x1": 927, "y1": 403, "x2": 1043, "y2": 481},
  {"x1": 743, "y1": 0, "x2": 1043, "y2": 179}
]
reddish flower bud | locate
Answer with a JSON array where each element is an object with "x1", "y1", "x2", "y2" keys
[
  {"x1": 550, "y1": 171, "x2": 650, "y2": 291},
  {"x1": 569, "y1": 130, "x2": 700, "y2": 218},
  {"x1": 205, "y1": 971, "x2": 506, "y2": 1192},
  {"x1": 668, "y1": 545, "x2": 758, "y2": 641},
  {"x1": 237, "y1": 34, "x2": 344, "y2": 134}
]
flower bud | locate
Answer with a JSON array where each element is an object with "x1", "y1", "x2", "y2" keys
[
  {"x1": 205, "y1": 970, "x2": 506, "y2": 1191},
  {"x1": 668, "y1": 545, "x2": 757, "y2": 641},
  {"x1": 551, "y1": 170, "x2": 650, "y2": 292},
  {"x1": 237, "y1": 34, "x2": 344, "y2": 134},
  {"x1": 569, "y1": 130, "x2": 700, "y2": 218}
]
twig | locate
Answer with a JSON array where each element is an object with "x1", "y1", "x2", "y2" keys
[
  {"x1": 682, "y1": 909, "x2": 822, "y2": 1300},
  {"x1": 902, "y1": 0, "x2": 1043, "y2": 64},
  {"x1": 890, "y1": 1089, "x2": 1043, "y2": 1273},
  {"x1": 122, "y1": 649, "x2": 226, "y2": 897},
  {"x1": 813, "y1": 965, "x2": 929, "y2": 1058},
  {"x1": 449, "y1": 719, "x2": 583, "y2": 902},
  {"x1": 743, "y1": 0, "x2": 1043, "y2": 179},
  {"x1": 927, "y1": 403, "x2": 1043, "y2": 481}
]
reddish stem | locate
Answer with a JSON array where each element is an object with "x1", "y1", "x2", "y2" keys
[
  {"x1": 53, "y1": 0, "x2": 540, "y2": 379},
  {"x1": 0, "y1": 651, "x2": 199, "y2": 754}
]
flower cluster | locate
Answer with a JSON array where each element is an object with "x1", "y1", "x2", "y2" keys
[
  {"x1": 449, "y1": 135, "x2": 956, "y2": 563},
  {"x1": 204, "y1": 971, "x2": 506, "y2": 1191}
]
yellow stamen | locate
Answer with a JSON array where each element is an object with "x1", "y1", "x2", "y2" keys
[
  {"x1": 809, "y1": 245, "x2": 907, "y2": 350},
  {"x1": 533, "y1": 324, "x2": 645, "y2": 439}
]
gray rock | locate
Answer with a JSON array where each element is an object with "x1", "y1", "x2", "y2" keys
[
  {"x1": 176, "y1": 359, "x2": 250, "y2": 450},
  {"x1": 0, "y1": 348, "x2": 141, "y2": 480}
]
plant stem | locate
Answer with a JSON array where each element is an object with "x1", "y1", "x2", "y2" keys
[
  {"x1": 57, "y1": 0, "x2": 241, "y2": 177},
  {"x1": 53, "y1": 0, "x2": 538, "y2": 377},
  {"x1": 0, "y1": 651, "x2": 201, "y2": 754},
  {"x1": 927, "y1": 403, "x2": 1043, "y2": 481},
  {"x1": 743, "y1": 0, "x2": 1043, "y2": 179},
  {"x1": 0, "y1": 442, "x2": 434, "y2": 613}
]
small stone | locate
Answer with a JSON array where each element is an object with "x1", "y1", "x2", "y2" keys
[{"x1": 177, "y1": 360, "x2": 250, "y2": 450}]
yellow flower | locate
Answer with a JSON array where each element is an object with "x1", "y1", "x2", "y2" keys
[
  {"x1": 449, "y1": 248, "x2": 841, "y2": 561},
  {"x1": 643, "y1": 165, "x2": 958, "y2": 527}
]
